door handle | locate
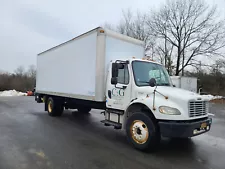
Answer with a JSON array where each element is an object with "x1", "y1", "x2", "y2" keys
[
  {"x1": 108, "y1": 90, "x2": 111, "y2": 99},
  {"x1": 115, "y1": 84, "x2": 127, "y2": 89}
]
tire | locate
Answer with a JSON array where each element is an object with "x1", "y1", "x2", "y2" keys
[
  {"x1": 47, "y1": 97, "x2": 64, "y2": 117},
  {"x1": 126, "y1": 111, "x2": 160, "y2": 152},
  {"x1": 78, "y1": 107, "x2": 91, "y2": 114}
]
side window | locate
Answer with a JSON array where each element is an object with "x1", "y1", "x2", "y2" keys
[{"x1": 118, "y1": 65, "x2": 129, "y2": 84}]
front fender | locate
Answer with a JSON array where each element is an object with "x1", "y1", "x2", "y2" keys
[{"x1": 126, "y1": 96, "x2": 187, "y2": 120}]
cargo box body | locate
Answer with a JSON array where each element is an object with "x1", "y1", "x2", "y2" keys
[{"x1": 36, "y1": 27, "x2": 145, "y2": 102}]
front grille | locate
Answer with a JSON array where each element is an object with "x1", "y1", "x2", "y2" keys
[{"x1": 188, "y1": 101, "x2": 208, "y2": 117}]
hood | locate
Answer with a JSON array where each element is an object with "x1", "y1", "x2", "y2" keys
[{"x1": 137, "y1": 86, "x2": 206, "y2": 101}]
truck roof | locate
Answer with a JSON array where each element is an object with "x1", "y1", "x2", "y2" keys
[
  {"x1": 131, "y1": 58, "x2": 162, "y2": 65},
  {"x1": 109, "y1": 58, "x2": 162, "y2": 66},
  {"x1": 38, "y1": 27, "x2": 144, "y2": 56}
]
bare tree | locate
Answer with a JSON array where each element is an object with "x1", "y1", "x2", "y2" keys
[
  {"x1": 27, "y1": 65, "x2": 36, "y2": 79},
  {"x1": 210, "y1": 59, "x2": 225, "y2": 74},
  {"x1": 146, "y1": 0, "x2": 225, "y2": 75},
  {"x1": 103, "y1": 23, "x2": 115, "y2": 31},
  {"x1": 0, "y1": 65, "x2": 36, "y2": 92},
  {"x1": 104, "y1": 9, "x2": 179, "y2": 75},
  {"x1": 104, "y1": 9, "x2": 177, "y2": 74},
  {"x1": 14, "y1": 65, "x2": 25, "y2": 77},
  {"x1": 104, "y1": 9, "x2": 150, "y2": 49}
]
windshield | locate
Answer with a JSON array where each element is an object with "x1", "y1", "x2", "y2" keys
[{"x1": 132, "y1": 61, "x2": 172, "y2": 86}]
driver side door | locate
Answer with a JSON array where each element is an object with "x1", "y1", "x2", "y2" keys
[{"x1": 106, "y1": 63, "x2": 132, "y2": 110}]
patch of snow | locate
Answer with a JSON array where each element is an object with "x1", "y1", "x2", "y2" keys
[
  {"x1": 0, "y1": 90, "x2": 27, "y2": 96},
  {"x1": 201, "y1": 94, "x2": 214, "y2": 100},
  {"x1": 201, "y1": 94, "x2": 223, "y2": 100}
]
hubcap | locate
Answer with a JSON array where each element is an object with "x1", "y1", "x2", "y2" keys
[
  {"x1": 130, "y1": 120, "x2": 149, "y2": 144},
  {"x1": 48, "y1": 100, "x2": 53, "y2": 113}
]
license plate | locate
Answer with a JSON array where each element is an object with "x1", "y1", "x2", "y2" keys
[{"x1": 201, "y1": 122, "x2": 207, "y2": 128}]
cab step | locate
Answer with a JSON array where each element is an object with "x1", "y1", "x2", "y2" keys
[{"x1": 101, "y1": 120, "x2": 122, "y2": 129}]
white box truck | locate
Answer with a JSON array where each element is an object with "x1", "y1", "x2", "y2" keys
[
  {"x1": 170, "y1": 76, "x2": 198, "y2": 93},
  {"x1": 35, "y1": 27, "x2": 212, "y2": 151}
]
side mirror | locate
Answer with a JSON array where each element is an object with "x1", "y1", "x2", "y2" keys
[
  {"x1": 149, "y1": 78, "x2": 156, "y2": 87},
  {"x1": 112, "y1": 63, "x2": 118, "y2": 77},
  {"x1": 111, "y1": 77, "x2": 118, "y2": 85},
  {"x1": 112, "y1": 63, "x2": 124, "y2": 78},
  {"x1": 173, "y1": 84, "x2": 176, "y2": 87}
]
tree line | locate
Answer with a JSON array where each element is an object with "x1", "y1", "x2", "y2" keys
[
  {"x1": 0, "y1": 65, "x2": 36, "y2": 92},
  {"x1": 186, "y1": 60, "x2": 225, "y2": 95}
]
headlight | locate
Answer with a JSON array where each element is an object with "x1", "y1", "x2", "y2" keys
[{"x1": 159, "y1": 106, "x2": 181, "y2": 115}]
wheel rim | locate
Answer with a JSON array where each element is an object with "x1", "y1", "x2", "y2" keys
[
  {"x1": 130, "y1": 120, "x2": 149, "y2": 144},
  {"x1": 48, "y1": 100, "x2": 53, "y2": 113}
]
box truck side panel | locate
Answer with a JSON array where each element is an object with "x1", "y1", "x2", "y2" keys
[
  {"x1": 36, "y1": 31, "x2": 98, "y2": 100},
  {"x1": 180, "y1": 77, "x2": 197, "y2": 93},
  {"x1": 170, "y1": 76, "x2": 181, "y2": 88},
  {"x1": 104, "y1": 36, "x2": 144, "y2": 68}
]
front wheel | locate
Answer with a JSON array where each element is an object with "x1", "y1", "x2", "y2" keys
[{"x1": 126, "y1": 112, "x2": 160, "y2": 152}]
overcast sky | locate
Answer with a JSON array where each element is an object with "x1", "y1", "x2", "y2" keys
[{"x1": 1, "y1": 0, "x2": 224, "y2": 73}]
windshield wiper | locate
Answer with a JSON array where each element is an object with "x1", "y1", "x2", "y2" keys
[
  {"x1": 138, "y1": 81, "x2": 150, "y2": 84},
  {"x1": 158, "y1": 83, "x2": 170, "y2": 86},
  {"x1": 138, "y1": 81, "x2": 170, "y2": 86}
]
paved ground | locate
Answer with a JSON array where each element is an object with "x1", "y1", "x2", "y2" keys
[{"x1": 0, "y1": 96, "x2": 225, "y2": 169}]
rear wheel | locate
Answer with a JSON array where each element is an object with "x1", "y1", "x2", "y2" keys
[
  {"x1": 47, "y1": 97, "x2": 64, "y2": 116},
  {"x1": 126, "y1": 111, "x2": 160, "y2": 152},
  {"x1": 77, "y1": 107, "x2": 91, "y2": 114}
]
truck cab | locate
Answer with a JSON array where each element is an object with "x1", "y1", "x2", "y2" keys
[{"x1": 104, "y1": 58, "x2": 212, "y2": 150}]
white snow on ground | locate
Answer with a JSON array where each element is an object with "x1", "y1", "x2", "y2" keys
[
  {"x1": 0, "y1": 90, "x2": 27, "y2": 96},
  {"x1": 201, "y1": 95, "x2": 223, "y2": 101}
]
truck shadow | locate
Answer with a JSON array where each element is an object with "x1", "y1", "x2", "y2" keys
[{"x1": 158, "y1": 137, "x2": 196, "y2": 154}]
